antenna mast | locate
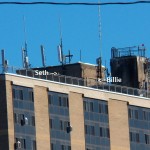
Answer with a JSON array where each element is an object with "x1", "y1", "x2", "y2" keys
[
  {"x1": 98, "y1": 0, "x2": 102, "y2": 58},
  {"x1": 59, "y1": 18, "x2": 64, "y2": 65},
  {"x1": 22, "y1": 16, "x2": 30, "y2": 69},
  {"x1": 57, "y1": 18, "x2": 73, "y2": 65},
  {"x1": 41, "y1": 45, "x2": 46, "y2": 67},
  {"x1": 97, "y1": 0, "x2": 102, "y2": 79}
]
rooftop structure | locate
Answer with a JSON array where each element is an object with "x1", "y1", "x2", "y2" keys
[{"x1": 110, "y1": 45, "x2": 149, "y2": 90}]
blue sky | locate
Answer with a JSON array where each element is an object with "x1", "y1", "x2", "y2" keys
[{"x1": 0, "y1": 0, "x2": 150, "y2": 70}]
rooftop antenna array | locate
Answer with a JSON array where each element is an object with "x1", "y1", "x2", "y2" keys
[
  {"x1": 96, "y1": 0, "x2": 103, "y2": 79},
  {"x1": 57, "y1": 18, "x2": 73, "y2": 65},
  {"x1": 22, "y1": 16, "x2": 30, "y2": 69},
  {"x1": 41, "y1": 45, "x2": 46, "y2": 67}
]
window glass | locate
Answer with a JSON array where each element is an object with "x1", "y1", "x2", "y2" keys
[
  {"x1": 83, "y1": 98, "x2": 109, "y2": 150},
  {"x1": 128, "y1": 105, "x2": 150, "y2": 150},
  {"x1": 13, "y1": 85, "x2": 35, "y2": 149},
  {"x1": 31, "y1": 116, "x2": 35, "y2": 126},
  {"x1": 32, "y1": 140, "x2": 36, "y2": 150},
  {"x1": 29, "y1": 91, "x2": 34, "y2": 102},
  {"x1": 19, "y1": 90, "x2": 23, "y2": 100},
  {"x1": 48, "y1": 95, "x2": 52, "y2": 105},
  {"x1": 48, "y1": 91, "x2": 70, "y2": 148}
]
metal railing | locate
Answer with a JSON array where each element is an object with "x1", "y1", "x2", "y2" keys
[{"x1": 1, "y1": 65, "x2": 150, "y2": 98}]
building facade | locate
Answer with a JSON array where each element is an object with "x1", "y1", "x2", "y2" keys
[{"x1": 0, "y1": 73, "x2": 150, "y2": 150}]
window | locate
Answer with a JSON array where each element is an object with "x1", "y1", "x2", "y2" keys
[
  {"x1": 61, "y1": 145, "x2": 71, "y2": 150},
  {"x1": 68, "y1": 146, "x2": 71, "y2": 150},
  {"x1": 48, "y1": 95, "x2": 52, "y2": 105},
  {"x1": 83, "y1": 101, "x2": 88, "y2": 111},
  {"x1": 66, "y1": 98, "x2": 69, "y2": 107},
  {"x1": 83, "y1": 101, "x2": 94, "y2": 112},
  {"x1": 14, "y1": 113, "x2": 35, "y2": 126},
  {"x1": 14, "y1": 113, "x2": 30, "y2": 126},
  {"x1": 20, "y1": 114, "x2": 25, "y2": 126},
  {"x1": 105, "y1": 105, "x2": 108, "y2": 114},
  {"x1": 59, "y1": 96, "x2": 62, "y2": 106},
  {"x1": 106, "y1": 128, "x2": 110, "y2": 138},
  {"x1": 32, "y1": 140, "x2": 36, "y2": 150},
  {"x1": 60, "y1": 120, "x2": 63, "y2": 130},
  {"x1": 130, "y1": 132, "x2": 140, "y2": 143},
  {"x1": 60, "y1": 120, "x2": 69, "y2": 131},
  {"x1": 128, "y1": 108, "x2": 140, "y2": 120},
  {"x1": 135, "y1": 110, "x2": 139, "y2": 119},
  {"x1": 31, "y1": 116, "x2": 35, "y2": 126},
  {"x1": 99, "y1": 104, "x2": 102, "y2": 113},
  {"x1": 85, "y1": 125, "x2": 95, "y2": 136},
  {"x1": 51, "y1": 143, "x2": 54, "y2": 150},
  {"x1": 100, "y1": 127, "x2": 103, "y2": 137},
  {"x1": 128, "y1": 108, "x2": 134, "y2": 119},
  {"x1": 19, "y1": 90, "x2": 23, "y2": 100},
  {"x1": 85, "y1": 125, "x2": 88, "y2": 134},
  {"x1": 61, "y1": 145, "x2": 65, "y2": 150},
  {"x1": 91, "y1": 126, "x2": 95, "y2": 135},
  {"x1": 130, "y1": 132, "x2": 133, "y2": 142},
  {"x1": 29, "y1": 91, "x2": 34, "y2": 102},
  {"x1": 13, "y1": 89, "x2": 16, "y2": 99},
  {"x1": 90, "y1": 102, "x2": 93, "y2": 112},
  {"x1": 99, "y1": 127, "x2": 110, "y2": 138},
  {"x1": 62, "y1": 97, "x2": 69, "y2": 107},
  {"x1": 136, "y1": 133, "x2": 140, "y2": 143},
  {"x1": 145, "y1": 134, "x2": 150, "y2": 144},
  {"x1": 58, "y1": 96, "x2": 69, "y2": 107},
  {"x1": 50, "y1": 119, "x2": 54, "y2": 129},
  {"x1": 143, "y1": 111, "x2": 148, "y2": 120},
  {"x1": 14, "y1": 113, "x2": 19, "y2": 124},
  {"x1": 99, "y1": 104, "x2": 108, "y2": 114},
  {"x1": 64, "y1": 121, "x2": 69, "y2": 131},
  {"x1": 63, "y1": 97, "x2": 67, "y2": 107}
]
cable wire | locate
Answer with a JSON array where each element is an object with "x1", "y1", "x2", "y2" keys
[{"x1": 0, "y1": 1, "x2": 150, "y2": 6}]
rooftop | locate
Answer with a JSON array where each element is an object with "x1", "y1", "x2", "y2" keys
[{"x1": 1, "y1": 65, "x2": 150, "y2": 99}]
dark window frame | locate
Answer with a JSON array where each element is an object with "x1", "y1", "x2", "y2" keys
[
  {"x1": 135, "y1": 110, "x2": 139, "y2": 119},
  {"x1": 29, "y1": 91, "x2": 34, "y2": 102},
  {"x1": 19, "y1": 90, "x2": 24, "y2": 100},
  {"x1": 145, "y1": 134, "x2": 150, "y2": 144}
]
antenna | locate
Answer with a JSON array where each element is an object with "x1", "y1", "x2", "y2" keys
[
  {"x1": 59, "y1": 18, "x2": 63, "y2": 47},
  {"x1": 98, "y1": 0, "x2": 102, "y2": 58},
  {"x1": 1, "y1": 49, "x2": 8, "y2": 73},
  {"x1": 22, "y1": 16, "x2": 30, "y2": 69},
  {"x1": 97, "y1": 0, "x2": 102, "y2": 79},
  {"x1": 1, "y1": 49, "x2": 5, "y2": 66},
  {"x1": 57, "y1": 17, "x2": 64, "y2": 65},
  {"x1": 23, "y1": 15, "x2": 27, "y2": 47},
  {"x1": 57, "y1": 45, "x2": 63, "y2": 63},
  {"x1": 65, "y1": 50, "x2": 73, "y2": 64},
  {"x1": 80, "y1": 50, "x2": 82, "y2": 61},
  {"x1": 22, "y1": 46, "x2": 24, "y2": 67},
  {"x1": 41, "y1": 45, "x2": 46, "y2": 67}
]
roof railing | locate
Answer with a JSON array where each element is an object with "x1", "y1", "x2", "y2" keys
[{"x1": 1, "y1": 65, "x2": 150, "y2": 98}]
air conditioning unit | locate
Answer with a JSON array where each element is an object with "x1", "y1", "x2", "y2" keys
[
  {"x1": 15, "y1": 141, "x2": 21, "y2": 149},
  {"x1": 66, "y1": 125, "x2": 73, "y2": 133}
]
